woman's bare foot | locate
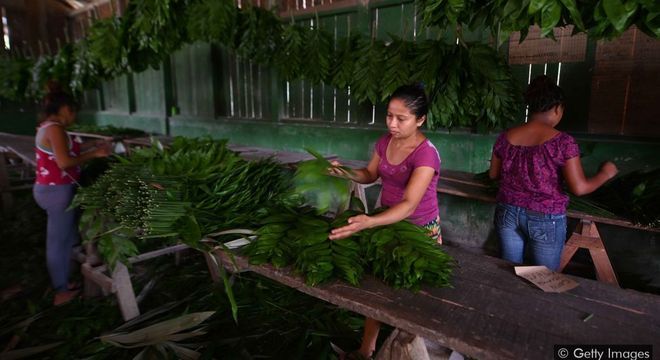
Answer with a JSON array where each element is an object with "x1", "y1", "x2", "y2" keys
[{"x1": 53, "y1": 289, "x2": 79, "y2": 306}]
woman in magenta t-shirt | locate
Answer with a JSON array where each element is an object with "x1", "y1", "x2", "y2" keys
[
  {"x1": 329, "y1": 83, "x2": 441, "y2": 358},
  {"x1": 489, "y1": 75, "x2": 618, "y2": 271}
]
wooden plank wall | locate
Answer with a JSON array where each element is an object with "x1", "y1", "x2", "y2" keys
[{"x1": 588, "y1": 27, "x2": 660, "y2": 137}]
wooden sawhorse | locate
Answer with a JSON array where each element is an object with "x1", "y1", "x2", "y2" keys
[{"x1": 558, "y1": 220, "x2": 618, "y2": 286}]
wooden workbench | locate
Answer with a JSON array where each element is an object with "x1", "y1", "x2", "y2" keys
[
  {"x1": 123, "y1": 136, "x2": 338, "y2": 165},
  {"x1": 0, "y1": 133, "x2": 36, "y2": 211},
  {"x1": 0, "y1": 132, "x2": 36, "y2": 167},
  {"x1": 210, "y1": 246, "x2": 660, "y2": 360}
]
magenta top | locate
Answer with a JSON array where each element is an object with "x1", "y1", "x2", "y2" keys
[
  {"x1": 492, "y1": 131, "x2": 580, "y2": 215},
  {"x1": 375, "y1": 134, "x2": 441, "y2": 225}
]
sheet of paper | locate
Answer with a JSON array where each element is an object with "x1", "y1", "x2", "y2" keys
[{"x1": 514, "y1": 266, "x2": 579, "y2": 293}]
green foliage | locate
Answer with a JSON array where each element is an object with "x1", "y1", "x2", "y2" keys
[
  {"x1": 303, "y1": 23, "x2": 334, "y2": 84},
  {"x1": 351, "y1": 38, "x2": 386, "y2": 104},
  {"x1": 185, "y1": 0, "x2": 238, "y2": 45},
  {"x1": 274, "y1": 24, "x2": 308, "y2": 81},
  {"x1": 590, "y1": 168, "x2": 660, "y2": 227},
  {"x1": 0, "y1": 56, "x2": 32, "y2": 101},
  {"x1": 381, "y1": 36, "x2": 417, "y2": 101},
  {"x1": 246, "y1": 208, "x2": 454, "y2": 290},
  {"x1": 74, "y1": 137, "x2": 289, "y2": 267},
  {"x1": 123, "y1": 0, "x2": 189, "y2": 72},
  {"x1": 234, "y1": 5, "x2": 282, "y2": 64},
  {"x1": 1, "y1": 0, "x2": 657, "y2": 132},
  {"x1": 423, "y1": 43, "x2": 521, "y2": 131},
  {"x1": 358, "y1": 217, "x2": 454, "y2": 291},
  {"x1": 417, "y1": 0, "x2": 659, "y2": 41},
  {"x1": 293, "y1": 148, "x2": 351, "y2": 214},
  {"x1": 331, "y1": 35, "x2": 360, "y2": 90},
  {"x1": 86, "y1": 17, "x2": 127, "y2": 78}
]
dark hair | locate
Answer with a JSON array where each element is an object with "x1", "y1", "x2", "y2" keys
[
  {"x1": 524, "y1": 75, "x2": 564, "y2": 114},
  {"x1": 40, "y1": 81, "x2": 78, "y2": 118},
  {"x1": 390, "y1": 83, "x2": 428, "y2": 119}
]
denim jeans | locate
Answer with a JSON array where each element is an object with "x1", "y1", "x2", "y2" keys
[
  {"x1": 494, "y1": 203, "x2": 567, "y2": 271},
  {"x1": 33, "y1": 184, "x2": 78, "y2": 292}
]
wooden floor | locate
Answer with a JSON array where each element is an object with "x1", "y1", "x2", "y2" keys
[{"x1": 212, "y1": 246, "x2": 660, "y2": 360}]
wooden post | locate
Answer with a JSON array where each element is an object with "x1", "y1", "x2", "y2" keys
[
  {"x1": 559, "y1": 220, "x2": 619, "y2": 286},
  {"x1": 204, "y1": 252, "x2": 221, "y2": 283},
  {"x1": 0, "y1": 152, "x2": 14, "y2": 213},
  {"x1": 82, "y1": 243, "x2": 105, "y2": 297},
  {"x1": 112, "y1": 262, "x2": 140, "y2": 321},
  {"x1": 375, "y1": 328, "x2": 431, "y2": 360}
]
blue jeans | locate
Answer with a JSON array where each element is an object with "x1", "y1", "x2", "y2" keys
[
  {"x1": 33, "y1": 184, "x2": 78, "y2": 292},
  {"x1": 494, "y1": 203, "x2": 567, "y2": 271}
]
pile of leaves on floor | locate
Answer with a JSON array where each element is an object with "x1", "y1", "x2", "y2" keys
[{"x1": 0, "y1": 253, "x2": 366, "y2": 359}]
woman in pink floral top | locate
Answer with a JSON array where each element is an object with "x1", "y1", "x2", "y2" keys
[{"x1": 489, "y1": 75, "x2": 618, "y2": 270}]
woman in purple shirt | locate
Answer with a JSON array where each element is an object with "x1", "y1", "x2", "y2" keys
[
  {"x1": 329, "y1": 83, "x2": 441, "y2": 358},
  {"x1": 489, "y1": 75, "x2": 618, "y2": 271}
]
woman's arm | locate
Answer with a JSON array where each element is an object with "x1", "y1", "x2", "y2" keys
[
  {"x1": 80, "y1": 139, "x2": 111, "y2": 152},
  {"x1": 488, "y1": 153, "x2": 501, "y2": 180},
  {"x1": 563, "y1": 157, "x2": 618, "y2": 196},
  {"x1": 45, "y1": 126, "x2": 110, "y2": 169},
  {"x1": 329, "y1": 166, "x2": 435, "y2": 240}
]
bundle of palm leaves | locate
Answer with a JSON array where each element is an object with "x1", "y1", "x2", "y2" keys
[
  {"x1": 245, "y1": 207, "x2": 454, "y2": 291},
  {"x1": 74, "y1": 137, "x2": 290, "y2": 267},
  {"x1": 590, "y1": 168, "x2": 660, "y2": 228},
  {"x1": 293, "y1": 149, "x2": 353, "y2": 215}
]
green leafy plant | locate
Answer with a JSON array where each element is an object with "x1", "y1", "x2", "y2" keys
[
  {"x1": 185, "y1": 0, "x2": 238, "y2": 45},
  {"x1": 293, "y1": 148, "x2": 352, "y2": 214},
  {"x1": 351, "y1": 38, "x2": 386, "y2": 104}
]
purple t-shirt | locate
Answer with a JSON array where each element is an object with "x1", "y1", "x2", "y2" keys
[
  {"x1": 493, "y1": 131, "x2": 580, "y2": 215},
  {"x1": 375, "y1": 134, "x2": 441, "y2": 225}
]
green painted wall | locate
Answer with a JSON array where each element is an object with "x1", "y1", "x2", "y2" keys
[{"x1": 0, "y1": 109, "x2": 38, "y2": 135}]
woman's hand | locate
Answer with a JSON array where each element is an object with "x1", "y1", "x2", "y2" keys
[
  {"x1": 328, "y1": 160, "x2": 351, "y2": 179},
  {"x1": 599, "y1": 161, "x2": 618, "y2": 180},
  {"x1": 329, "y1": 214, "x2": 374, "y2": 240},
  {"x1": 93, "y1": 141, "x2": 112, "y2": 158}
]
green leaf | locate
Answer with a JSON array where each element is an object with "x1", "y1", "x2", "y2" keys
[
  {"x1": 541, "y1": 0, "x2": 562, "y2": 37},
  {"x1": 602, "y1": 0, "x2": 639, "y2": 33},
  {"x1": 559, "y1": 0, "x2": 586, "y2": 30},
  {"x1": 529, "y1": 0, "x2": 549, "y2": 15}
]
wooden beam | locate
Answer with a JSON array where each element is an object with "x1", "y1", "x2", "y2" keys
[
  {"x1": 80, "y1": 263, "x2": 115, "y2": 293},
  {"x1": 0, "y1": 152, "x2": 14, "y2": 213},
  {"x1": 66, "y1": 0, "x2": 110, "y2": 17},
  {"x1": 112, "y1": 262, "x2": 139, "y2": 321}
]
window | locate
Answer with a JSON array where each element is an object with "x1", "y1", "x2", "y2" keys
[{"x1": 1, "y1": 7, "x2": 9, "y2": 50}]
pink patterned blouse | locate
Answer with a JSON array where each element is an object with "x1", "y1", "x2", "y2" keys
[{"x1": 492, "y1": 131, "x2": 580, "y2": 215}]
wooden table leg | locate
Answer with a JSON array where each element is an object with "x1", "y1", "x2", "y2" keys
[
  {"x1": 559, "y1": 220, "x2": 619, "y2": 286},
  {"x1": 112, "y1": 262, "x2": 140, "y2": 321},
  {"x1": 204, "y1": 252, "x2": 221, "y2": 283},
  {"x1": 0, "y1": 152, "x2": 14, "y2": 213},
  {"x1": 81, "y1": 243, "x2": 105, "y2": 297}
]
